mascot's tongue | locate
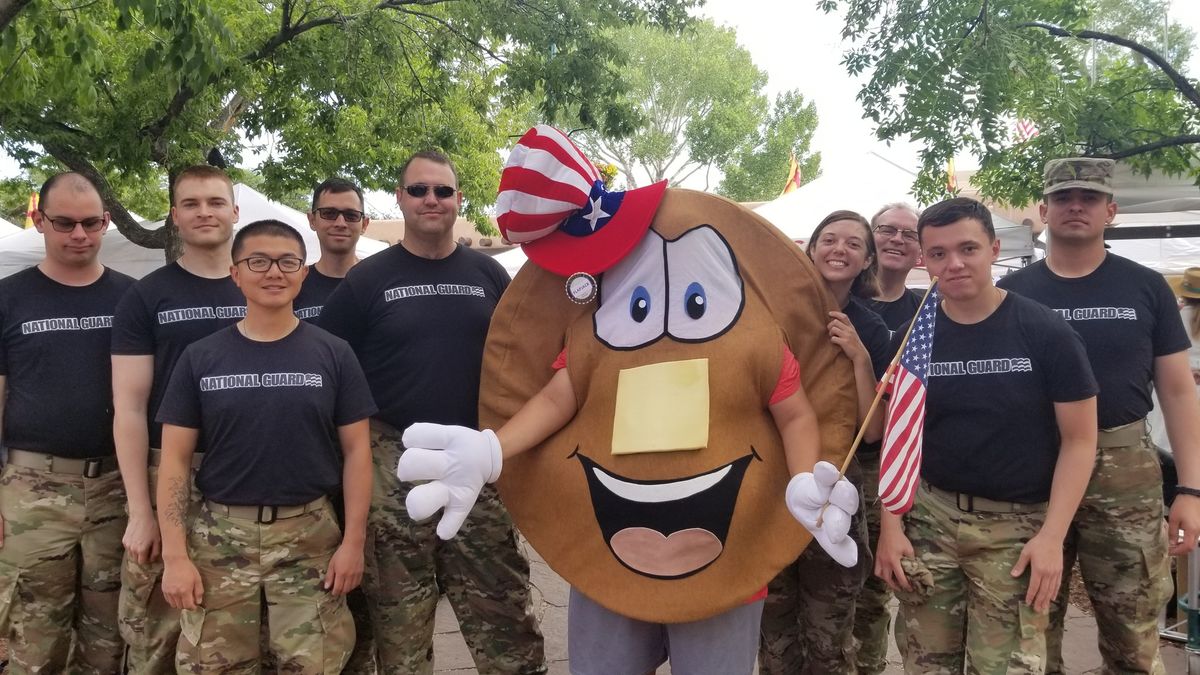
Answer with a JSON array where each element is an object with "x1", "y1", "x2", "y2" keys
[{"x1": 609, "y1": 527, "x2": 723, "y2": 577}]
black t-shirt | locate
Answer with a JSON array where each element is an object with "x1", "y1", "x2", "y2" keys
[
  {"x1": 111, "y1": 262, "x2": 246, "y2": 449},
  {"x1": 156, "y1": 322, "x2": 377, "y2": 505},
  {"x1": 998, "y1": 255, "x2": 1190, "y2": 428},
  {"x1": 0, "y1": 267, "x2": 135, "y2": 458},
  {"x1": 845, "y1": 296, "x2": 894, "y2": 460},
  {"x1": 915, "y1": 293, "x2": 1097, "y2": 502},
  {"x1": 294, "y1": 266, "x2": 343, "y2": 323},
  {"x1": 319, "y1": 244, "x2": 510, "y2": 431},
  {"x1": 863, "y1": 288, "x2": 923, "y2": 331}
]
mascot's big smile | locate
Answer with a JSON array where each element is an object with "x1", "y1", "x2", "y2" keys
[{"x1": 575, "y1": 451, "x2": 757, "y2": 579}]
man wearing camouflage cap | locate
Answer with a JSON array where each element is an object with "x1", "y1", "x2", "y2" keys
[{"x1": 999, "y1": 157, "x2": 1200, "y2": 674}]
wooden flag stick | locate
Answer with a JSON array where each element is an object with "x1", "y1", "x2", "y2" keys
[{"x1": 815, "y1": 278, "x2": 938, "y2": 527}]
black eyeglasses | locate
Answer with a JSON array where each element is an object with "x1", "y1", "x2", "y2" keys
[
  {"x1": 874, "y1": 224, "x2": 919, "y2": 243},
  {"x1": 402, "y1": 184, "x2": 457, "y2": 199},
  {"x1": 235, "y1": 255, "x2": 305, "y2": 273},
  {"x1": 314, "y1": 207, "x2": 365, "y2": 223},
  {"x1": 41, "y1": 212, "x2": 107, "y2": 233}
]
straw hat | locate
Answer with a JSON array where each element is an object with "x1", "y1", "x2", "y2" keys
[{"x1": 1171, "y1": 267, "x2": 1200, "y2": 299}]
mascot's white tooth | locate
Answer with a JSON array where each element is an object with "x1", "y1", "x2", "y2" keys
[{"x1": 592, "y1": 464, "x2": 731, "y2": 503}]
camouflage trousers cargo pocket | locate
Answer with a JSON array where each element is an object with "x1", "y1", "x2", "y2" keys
[
  {"x1": 317, "y1": 591, "x2": 355, "y2": 673},
  {"x1": 0, "y1": 559, "x2": 19, "y2": 634}
]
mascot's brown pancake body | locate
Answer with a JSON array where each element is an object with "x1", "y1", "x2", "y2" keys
[{"x1": 481, "y1": 189, "x2": 857, "y2": 623}]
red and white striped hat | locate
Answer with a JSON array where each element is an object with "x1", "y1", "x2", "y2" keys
[{"x1": 497, "y1": 125, "x2": 666, "y2": 277}]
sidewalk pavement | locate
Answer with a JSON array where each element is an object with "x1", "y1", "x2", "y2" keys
[{"x1": 432, "y1": 545, "x2": 1191, "y2": 674}]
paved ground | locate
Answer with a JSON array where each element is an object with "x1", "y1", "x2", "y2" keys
[{"x1": 432, "y1": 544, "x2": 1193, "y2": 674}]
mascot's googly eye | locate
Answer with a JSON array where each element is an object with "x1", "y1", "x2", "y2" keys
[
  {"x1": 665, "y1": 226, "x2": 744, "y2": 342},
  {"x1": 595, "y1": 231, "x2": 667, "y2": 349}
]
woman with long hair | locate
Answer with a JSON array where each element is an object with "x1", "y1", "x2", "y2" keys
[{"x1": 759, "y1": 210, "x2": 893, "y2": 674}]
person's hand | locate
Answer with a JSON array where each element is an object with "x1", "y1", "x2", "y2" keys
[
  {"x1": 161, "y1": 557, "x2": 204, "y2": 610},
  {"x1": 785, "y1": 460, "x2": 859, "y2": 567},
  {"x1": 397, "y1": 423, "x2": 503, "y2": 540},
  {"x1": 123, "y1": 512, "x2": 162, "y2": 564},
  {"x1": 828, "y1": 311, "x2": 868, "y2": 365},
  {"x1": 1169, "y1": 493, "x2": 1200, "y2": 555},
  {"x1": 1010, "y1": 530, "x2": 1063, "y2": 612},
  {"x1": 874, "y1": 518, "x2": 914, "y2": 593},
  {"x1": 324, "y1": 542, "x2": 364, "y2": 596}
]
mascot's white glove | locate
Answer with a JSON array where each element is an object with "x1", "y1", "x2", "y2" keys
[
  {"x1": 396, "y1": 423, "x2": 503, "y2": 540},
  {"x1": 785, "y1": 460, "x2": 860, "y2": 568}
]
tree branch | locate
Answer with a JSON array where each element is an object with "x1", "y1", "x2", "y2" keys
[
  {"x1": 1097, "y1": 134, "x2": 1200, "y2": 160},
  {"x1": 0, "y1": 0, "x2": 34, "y2": 33},
  {"x1": 41, "y1": 140, "x2": 166, "y2": 249},
  {"x1": 1018, "y1": 21, "x2": 1200, "y2": 112}
]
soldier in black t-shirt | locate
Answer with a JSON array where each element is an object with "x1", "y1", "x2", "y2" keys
[
  {"x1": 875, "y1": 198, "x2": 1098, "y2": 673},
  {"x1": 110, "y1": 165, "x2": 245, "y2": 673},
  {"x1": 156, "y1": 220, "x2": 375, "y2": 673},
  {"x1": 761, "y1": 210, "x2": 892, "y2": 674},
  {"x1": 294, "y1": 177, "x2": 372, "y2": 322},
  {"x1": 319, "y1": 151, "x2": 546, "y2": 674},
  {"x1": 997, "y1": 158, "x2": 1200, "y2": 674},
  {"x1": 0, "y1": 173, "x2": 135, "y2": 672}
]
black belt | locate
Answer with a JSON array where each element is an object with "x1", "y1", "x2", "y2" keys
[{"x1": 6, "y1": 449, "x2": 118, "y2": 478}]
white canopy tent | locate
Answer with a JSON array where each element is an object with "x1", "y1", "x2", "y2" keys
[{"x1": 0, "y1": 184, "x2": 388, "y2": 279}]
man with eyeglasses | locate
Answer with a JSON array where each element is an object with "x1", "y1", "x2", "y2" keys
[
  {"x1": 320, "y1": 150, "x2": 546, "y2": 675},
  {"x1": 863, "y1": 203, "x2": 924, "y2": 332},
  {"x1": 155, "y1": 219, "x2": 375, "y2": 673},
  {"x1": 295, "y1": 178, "x2": 371, "y2": 323},
  {"x1": 0, "y1": 172, "x2": 134, "y2": 673},
  {"x1": 111, "y1": 164, "x2": 246, "y2": 673}
]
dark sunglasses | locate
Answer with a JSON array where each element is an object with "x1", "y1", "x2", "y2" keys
[
  {"x1": 41, "y1": 212, "x2": 107, "y2": 233},
  {"x1": 314, "y1": 207, "x2": 365, "y2": 223},
  {"x1": 402, "y1": 184, "x2": 456, "y2": 199}
]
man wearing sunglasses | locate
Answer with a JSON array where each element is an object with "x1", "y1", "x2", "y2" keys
[
  {"x1": 320, "y1": 151, "x2": 546, "y2": 675},
  {"x1": 296, "y1": 178, "x2": 371, "y2": 323},
  {"x1": 0, "y1": 172, "x2": 134, "y2": 673},
  {"x1": 111, "y1": 165, "x2": 246, "y2": 673}
]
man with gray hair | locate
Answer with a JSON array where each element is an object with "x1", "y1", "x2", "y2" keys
[{"x1": 998, "y1": 157, "x2": 1200, "y2": 673}]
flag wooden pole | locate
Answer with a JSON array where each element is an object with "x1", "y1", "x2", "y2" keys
[{"x1": 814, "y1": 278, "x2": 938, "y2": 527}]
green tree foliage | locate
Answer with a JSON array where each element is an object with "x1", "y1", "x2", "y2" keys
[
  {"x1": 572, "y1": 20, "x2": 819, "y2": 195},
  {"x1": 718, "y1": 90, "x2": 821, "y2": 202},
  {"x1": 824, "y1": 0, "x2": 1200, "y2": 206},
  {"x1": 0, "y1": 0, "x2": 698, "y2": 255}
]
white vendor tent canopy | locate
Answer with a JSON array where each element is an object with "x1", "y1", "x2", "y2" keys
[{"x1": 0, "y1": 184, "x2": 388, "y2": 279}]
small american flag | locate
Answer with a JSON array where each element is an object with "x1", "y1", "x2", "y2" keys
[
  {"x1": 879, "y1": 283, "x2": 939, "y2": 515},
  {"x1": 1015, "y1": 118, "x2": 1040, "y2": 142}
]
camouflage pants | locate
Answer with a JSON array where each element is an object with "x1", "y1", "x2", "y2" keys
[
  {"x1": 119, "y1": 465, "x2": 202, "y2": 675},
  {"x1": 331, "y1": 488, "x2": 378, "y2": 675},
  {"x1": 176, "y1": 499, "x2": 354, "y2": 674},
  {"x1": 365, "y1": 421, "x2": 546, "y2": 675},
  {"x1": 853, "y1": 452, "x2": 895, "y2": 675},
  {"x1": 759, "y1": 460, "x2": 871, "y2": 675},
  {"x1": 0, "y1": 462, "x2": 126, "y2": 674},
  {"x1": 1046, "y1": 430, "x2": 1171, "y2": 675},
  {"x1": 897, "y1": 482, "x2": 1049, "y2": 675}
]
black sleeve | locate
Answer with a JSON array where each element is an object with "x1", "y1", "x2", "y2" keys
[
  {"x1": 0, "y1": 298, "x2": 8, "y2": 376},
  {"x1": 155, "y1": 348, "x2": 202, "y2": 429},
  {"x1": 111, "y1": 286, "x2": 155, "y2": 355},
  {"x1": 318, "y1": 277, "x2": 368, "y2": 351},
  {"x1": 333, "y1": 341, "x2": 378, "y2": 426},
  {"x1": 1036, "y1": 312, "x2": 1099, "y2": 403},
  {"x1": 863, "y1": 318, "x2": 893, "y2": 381}
]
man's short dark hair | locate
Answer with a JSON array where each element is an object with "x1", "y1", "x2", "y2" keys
[
  {"x1": 918, "y1": 197, "x2": 995, "y2": 242},
  {"x1": 174, "y1": 165, "x2": 235, "y2": 202},
  {"x1": 399, "y1": 150, "x2": 458, "y2": 188},
  {"x1": 39, "y1": 172, "x2": 102, "y2": 212},
  {"x1": 311, "y1": 177, "x2": 365, "y2": 212},
  {"x1": 232, "y1": 219, "x2": 307, "y2": 260}
]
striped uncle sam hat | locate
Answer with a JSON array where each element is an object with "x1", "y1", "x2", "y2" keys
[{"x1": 496, "y1": 125, "x2": 667, "y2": 277}]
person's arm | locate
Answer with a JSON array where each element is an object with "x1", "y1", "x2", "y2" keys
[
  {"x1": 495, "y1": 367, "x2": 578, "y2": 459},
  {"x1": 1155, "y1": 350, "x2": 1200, "y2": 554},
  {"x1": 0, "y1": 375, "x2": 6, "y2": 548},
  {"x1": 827, "y1": 312, "x2": 884, "y2": 443},
  {"x1": 156, "y1": 423, "x2": 203, "y2": 610},
  {"x1": 113, "y1": 354, "x2": 159, "y2": 564},
  {"x1": 874, "y1": 509, "x2": 914, "y2": 592},
  {"x1": 326, "y1": 419, "x2": 371, "y2": 596},
  {"x1": 767, "y1": 387, "x2": 821, "y2": 476},
  {"x1": 1011, "y1": 397, "x2": 1096, "y2": 612}
]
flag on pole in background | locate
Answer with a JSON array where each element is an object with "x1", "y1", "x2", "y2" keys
[
  {"x1": 779, "y1": 153, "x2": 803, "y2": 196},
  {"x1": 24, "y1": 193, "x2": 38, "y2": 228},
  {"x1": 1015, "y1": 118, "x2": 1040, "y2": 142},
  {"x1": 945, "y1": 157, "x2": 958, "y2": 193},
  {"x1": 879, "y1": 282, "x2": 939, "y2": 515}
]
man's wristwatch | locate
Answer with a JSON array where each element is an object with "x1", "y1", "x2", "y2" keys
[{"x1": 1176, "y1": 486, "x2": 1200, "y2": 499}]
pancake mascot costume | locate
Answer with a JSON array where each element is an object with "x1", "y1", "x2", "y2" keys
[{"x1": 396, "y1": 125, "x2": 861, "y2": 674}]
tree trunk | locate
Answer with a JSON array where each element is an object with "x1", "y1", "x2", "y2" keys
[
  {"x1": 164, "y1": 168, "x2": 183, "y2": 262},
  {"x1": 0, "y1": 0, "x2": 34, "y2": 33}
]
